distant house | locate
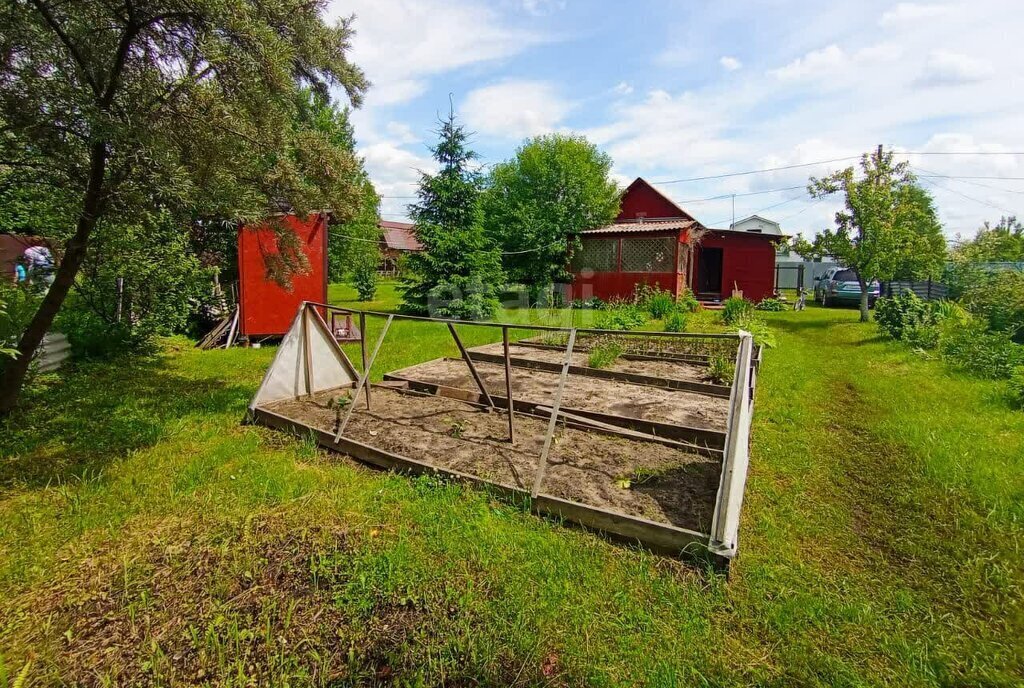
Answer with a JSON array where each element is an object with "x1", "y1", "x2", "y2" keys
[
  {"x1": 378, "y1": 220, "x2": 422, "y2": 275},
  {"x1": 570, "y1": 178, "x2": 785, "y2": 303}
]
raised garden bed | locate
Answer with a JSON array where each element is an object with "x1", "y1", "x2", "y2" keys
[{"x1": 248, "y1": 303, "x2": 759, "y2": 570}]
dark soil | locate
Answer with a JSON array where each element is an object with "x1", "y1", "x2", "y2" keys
[
  {"x1": 387, "y1": 358, "x2": 729, "y2": 430},
  {"x1": 266, "y1": 388, "x2": 722, "y2": 533}
]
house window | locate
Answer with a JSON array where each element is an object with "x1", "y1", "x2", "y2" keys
[
  {"x1": 621, "y1": 236, "x2": 676, "y2": 272},
  {"x1": 572, "y1": 237, "x2": 618, "y2": 272}
]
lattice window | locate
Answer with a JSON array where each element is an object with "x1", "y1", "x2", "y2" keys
[
  {"x1": 572, "y1": 237, "x2": 618, "y2": 272},
  {"x1": 620, "y1": 236, "x2": 676, "y2": 273}
]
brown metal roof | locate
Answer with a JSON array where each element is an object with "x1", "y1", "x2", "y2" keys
[
  {"x1": 580, "y1": 219, "x2": 695, "y2": 235},
  {"x1": 378, "y1": 220, "x2": 423, "y2": 251}
]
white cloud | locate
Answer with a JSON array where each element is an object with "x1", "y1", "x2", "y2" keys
[
  {"x1": 879, "y1": 2, "x2": 952, "y2": 28},
  {"x1": 331, "y1": 0, "x2": 549, "y2": 107},
  {"x1": 384, "y1": 121, "x2": 420, "y2": 145},
  {"x1": 916, "y1": 50, "x2": 994, "y2": 87},
  {"x1": 770, "y1": 44, "x2": 848, "y2": 80},
  {"x1": 613, "y1": 81, "x2": 634, "y2": 96},
  {"x1": 462, "y1": 80, "x2": 574, "y2": 139},
  {"x1": 719, "y1": 56, "x2": 742, "y2": 71},
  {"x1": 520, "y1": 0, "x2": 566, "y2": 16},
  {"x1": 359, "y1": 142, "x2": 436, "y2": 219}
]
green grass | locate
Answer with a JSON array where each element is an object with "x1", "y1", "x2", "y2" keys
[{"x1": 0, "y1": 288, "x2": 1022, "y2": 685}]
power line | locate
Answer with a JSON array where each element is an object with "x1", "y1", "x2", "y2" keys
[
  {"x1": 652, "y1": 151, "x2": 1024, "y2": 185},
  {"x1": 675, "y1": 185, "x2": 806, "y2": 204},
  {"x1": 654, "y1": 157, "x2": 860, "y2": 184},
  {"x1": 917, "y1": 175, "x2": 1018, "y2": 216}
]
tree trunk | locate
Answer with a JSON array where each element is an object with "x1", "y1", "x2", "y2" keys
[
  {"x1": 857, "y1": 276, "x2": 870, "y2": 323},
  {"x1": 0, "y1": 143, "x2": 107, "y2": 416}
]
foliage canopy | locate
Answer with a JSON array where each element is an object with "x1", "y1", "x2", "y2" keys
[{"x1": 481, "y1": 134, "x2": 620, "y2": 302}]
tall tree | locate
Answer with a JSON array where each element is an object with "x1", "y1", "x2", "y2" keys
[
  {"x1": 793, "y1": 146, "x2": 946, "y2": 322},
  {"x1": 481, "y1": 134, "x2": 620, "y2": 303},
  {"x1": 0, "y1": 0, "x2": 369, "y2": 414},
  {"x1": 400, "y1": 110, "x2": 503, "y2": 320},
  {"x1": 954, "y1": 216, "x2": 1024, "y2": 262}
]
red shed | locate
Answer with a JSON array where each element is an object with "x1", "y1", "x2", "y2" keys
[
  {"x1": 238, "y1": 213, "x2": 327, "y2": 338},
  {"x1": 570, "y1": 178, "x2": 782, "y2": 303}
]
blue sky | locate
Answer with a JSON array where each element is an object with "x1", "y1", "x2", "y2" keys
[{"x1": 326, "y1": 0, "x2": 1024, "y2": 239}]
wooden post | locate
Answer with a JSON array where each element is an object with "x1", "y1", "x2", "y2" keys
[
  {"x1": 335, "y1": 314, "x2": 393, "y2": 441},
  {"x1": 531, "y1": 328, "x2": 577, "y2": 498},
  {"x1": 447, "y1": 322, "x2": 495, "y2": 408},
  {"x1": 302, "y1": 303, "x2": 313, "y2": 397},
  {"x1": 502, "y1": 326, "x2": 515, "y2": 443},
  {"x1": 359, "y1": 311, "x2": 370, "y2": 409}
]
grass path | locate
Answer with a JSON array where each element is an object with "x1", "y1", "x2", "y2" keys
[{"x1": 0, "y1": 293, "x2": 1021, "y2": 685}]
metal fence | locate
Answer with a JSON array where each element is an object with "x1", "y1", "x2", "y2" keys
[{"x1": 884, "y1": 280, "x2": 949, "y2": 301}]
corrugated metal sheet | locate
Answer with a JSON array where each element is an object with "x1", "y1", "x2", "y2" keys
[
  {"x1": 581, "y1": 219, "x2": 694, "y2": 235},
  {"x1": 38, "y1": 332, "x2": 70, "y2": 373},
  {"x1": 379, "y1": 221, "x2": 423, "y2": 251}
]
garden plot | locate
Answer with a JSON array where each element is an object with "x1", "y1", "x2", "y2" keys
[
  {"x1": 384, "y1": 357, "x2": 729, "y2": 432},
  {"x1": 248, "y1": 303, "x2": 759, "y2": 570},
  {"x1": 263, "y1": 388, "x2": 722, "y2": 533}
]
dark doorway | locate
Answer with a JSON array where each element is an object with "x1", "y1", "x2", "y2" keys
[{"x1": 696, "y1": 247, "x2": 723, "y2": 295}]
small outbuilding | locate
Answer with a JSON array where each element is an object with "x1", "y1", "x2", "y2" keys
[
  {"x1": 238, "y1": 213, "x2": 328, "y2": 339},
  {"x1": 378, "y1": 220, "x2": 422, "y2": 275},
  {"x1": 570, "y1": 178, "x2": 784, "y2": 303}
]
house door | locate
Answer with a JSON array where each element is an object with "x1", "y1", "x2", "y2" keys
[{"x1": 696, "y1": 247, "x2": 723, "y2": 295}]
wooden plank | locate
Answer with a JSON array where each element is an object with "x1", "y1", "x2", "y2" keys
[
  {"x1": 447, "y1": 323, "x2": 495, "y2": 408},
  {"x1": 533, "y1": 405, "x2": 716, "y2": 455},
  {"x1": 467, "y1": 350, "x2": 730, "y2": 398},
  {"x1": 335, "y1": 314, "x2": 393, "y2": 440},
  {"x1": 710, "y1": 333, "x2": 755, "y2": 552},
  {"x1": 252, "y1": 406, "x2": 722, "y2": 567},
  {"x1": 502, "y1": 326, "x2": 515, "y2": 443},
  {"x1": 513, "y1": 340, "x2": 714, "y2": 366},
  {"x1": 531, "y1": 328, "x2": 577, "y2": 498}
]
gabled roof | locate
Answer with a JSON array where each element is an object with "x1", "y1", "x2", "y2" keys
[
  {"x1": 729, "y1": 214, "x2": 783, "y2": 236},
  {"x1": 378, "y1": 220, "x2": 422, "y2": 251}
]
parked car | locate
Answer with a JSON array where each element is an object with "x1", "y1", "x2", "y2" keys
[{"x1": 813, "y1": 267, "x2": 880, "y2": 307}]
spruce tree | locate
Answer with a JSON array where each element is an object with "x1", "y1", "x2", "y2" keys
[{"x1": 401, "y1": 111, "x2": 503, "y2": 319}]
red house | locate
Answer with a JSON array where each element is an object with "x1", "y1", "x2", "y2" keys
[
  {"x1": 570, "y1": 178, "x2": 782, "y2": 303},
  {"x1": 238, "y1": 213, "x2": 327, "y2": 338}
]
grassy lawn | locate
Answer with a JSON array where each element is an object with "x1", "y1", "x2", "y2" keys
[{"x1": 0, "y1": 286, "x2": 1021, "y2": 686}]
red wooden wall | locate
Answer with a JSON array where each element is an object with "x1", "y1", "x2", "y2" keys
[
  {"x1": 238, "y1": 213, "x2": 327, "y2": 338},
  {"x1": 616, "y1": 179, "x2": 696, "y2": 222},
  {"x1": 693, "y1": 232, "x2": 777, "y2": 302}
]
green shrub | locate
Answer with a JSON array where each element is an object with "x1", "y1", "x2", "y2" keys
[
  {"x1": 875, "y1": 291, "x2": 934, "y2": 341},
  {"x1": 1009, "y1": 366, "x2": 1024, "y2": 409},
  {"x1": 0, "y1": 280, "x2": 41, "y2": 363},
  {"x1": 593, "y1": 301, "x2": 647, "y2": 331},
  {"x1": 708, "y1": 354, "x2": 734, "y2": 385},
  {"x1": 351, "y1": 262, "x2": 378, "y2": 301},
  {"x1": 664, "y1": 311, "x2": 688, "y2": 333},
  {"x1": 633, "y1": 283, "x2": 676, "y2": 319},
  {"x1": 721, "y1": 296, "x2": 754, "y2": 325},
  {"x1": 905, "y1": 322, "x2": 941, "y2": 350},
  {"x1": 677, "y1": 288, "x2": 700, "y2": 313},
  {"x1": 960, "y1": 270, "x2": 1024, "y2": 343},
  {"x1": 755, "y1": 297, "x2": 786, "y2": 311},
  {"x1": 939, "y1": 323, "x2": 1024, "y2": 379},
  {"x1": 730, "y1": 314, "x2": 777, "y2": 349},
  {"x1": 587, "y1": 341, "x2": 623, "y2": 369}
]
